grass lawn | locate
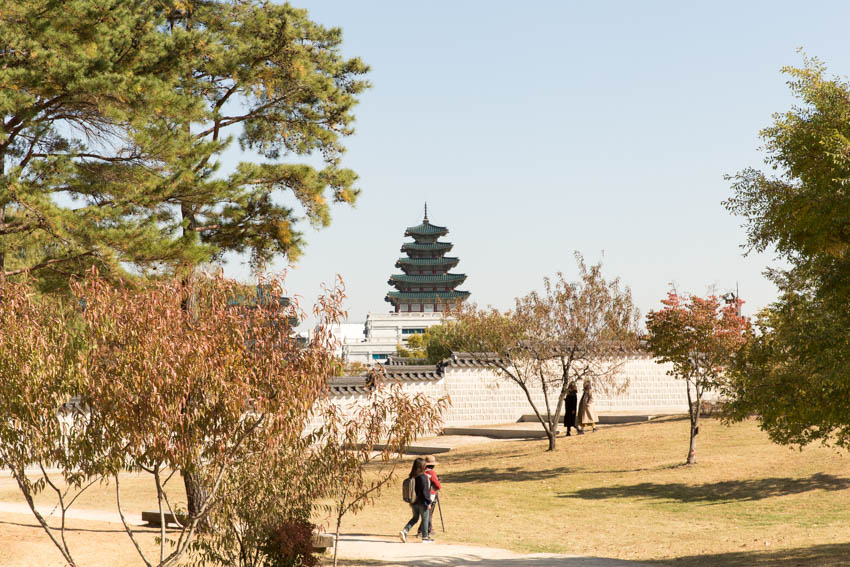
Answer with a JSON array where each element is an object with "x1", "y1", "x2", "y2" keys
[
  {"x1": 2, "y1": 417, "x2": 849, "y2": 566},
  {"x1": 335, "y1": 417, "x2": 850, "y2": 566}
]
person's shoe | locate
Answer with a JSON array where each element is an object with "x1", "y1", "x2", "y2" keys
[
  {"x1": 577, "y1": 430, "x2": 585, "y2": 435},
  {"x1": 592, "y1": 428, "x2": 598, "y2": 433},
  {"x1": 399, "y1": 530, "x2": 407, "y2": 543},
  {"x1": 422, "y1": 537, "x2": 435, "y2": 543}
]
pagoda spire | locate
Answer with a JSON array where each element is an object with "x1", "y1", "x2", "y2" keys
[{"x1": 424, "y1": 202, "x2": 428, "y2": 222}]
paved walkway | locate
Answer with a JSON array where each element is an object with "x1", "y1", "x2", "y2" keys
[{"x1": 334, "y1": 534, "x2": 651, "y2": 566}]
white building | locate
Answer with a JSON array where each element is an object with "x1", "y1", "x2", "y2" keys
[{"x1": 340, "y1": 311, "x2": 446, "y2": 364}]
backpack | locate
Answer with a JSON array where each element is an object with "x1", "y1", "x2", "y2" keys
[
  {"x1": 402, "y1": 476, "x2": 416, "y2": 503},
  {"x1": 402, "y1": 474, "x2": 430, "y2": 503}
]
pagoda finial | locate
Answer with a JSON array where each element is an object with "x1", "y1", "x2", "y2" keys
[{"x1": 424, "y1": 202, "x2": 429, "y2": 222}]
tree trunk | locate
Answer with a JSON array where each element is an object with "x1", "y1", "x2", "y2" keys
[
  {"x1": 177, "y1": 261, "x2": 210, "y2": 526},
  {"x1": 546, "y1": 428, "x2": 557, "y2": 451},
  {"x1": 1, "y1": 156, "x2": 6, "y2": 275},
  {"x1": 183, "y1": 470, "x2": 209, "y2": 528},
  {"x1": 333, "y1": 516, "x2": 342, "y2": 567},
  {"x1": 0, "y1": 202, "x2": 5, "y2": 276},
  {"x1": 686, "y1": 382, "x2": 699, "y2": 465},
  {"x1": 687, "y1": 419, "x2": 697, "y2": 465}
]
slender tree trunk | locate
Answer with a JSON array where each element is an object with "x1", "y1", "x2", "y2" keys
[
  {"x1": 1, "y1": 156, "x2": 6, "y2": 275},
  {"x1": 546, "y1": 428, "x2": 557, "y2": 451},
  {"x1": 686, "y1": 381, "x2": 698, "y2": 465},
  {"x1": 333, "y1": 515, "x2": 342, "y2": 567},
  {"x1": 0, "y1": 202, "x2": 5, "y2": 276}
]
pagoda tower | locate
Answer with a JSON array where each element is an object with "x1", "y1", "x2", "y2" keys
[{"x1": 385, "y1": 205, "x2": 470, "y2": 313}]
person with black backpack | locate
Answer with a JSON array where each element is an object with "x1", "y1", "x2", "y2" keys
[{"x1": 399, "y1": 457, "x2": 433, "y2": 543}]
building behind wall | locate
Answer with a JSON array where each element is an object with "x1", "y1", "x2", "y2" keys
[
  {"x1": 341, "y1": 311, "x2": 446, "y2": 364},
  {"x1": 339, "y1": 207, "x2": 470, "y2": 364}
]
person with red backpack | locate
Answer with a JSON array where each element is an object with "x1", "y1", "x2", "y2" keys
[
  {"x1": 423, "y1": 455, "x2": 441, "y2": 535},
  {"x1": 399, "y1": 457, "x2": 433, "y2": 543}
]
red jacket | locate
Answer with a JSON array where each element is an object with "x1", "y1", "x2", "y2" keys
[{"x1": 425, "y1": 468, "x2": 441, "y2": 496}]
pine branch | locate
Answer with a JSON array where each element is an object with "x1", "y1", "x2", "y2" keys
[{"x1": 3, "y1": 251, "x2": 95, "y2": 277}]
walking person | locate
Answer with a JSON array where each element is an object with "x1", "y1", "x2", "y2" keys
[
  {"x1": 423, "y1": 455, "x2": 441, "y2": 535},
  {"x1": 576, "y1": 380, "x2": 599, "y2": 433},
  {"x1": 564, "y1": 382, "x2": 578, "y2": 436},
  {"x1": 399, "y1": 457, "x2": 434, "y2": 543}
]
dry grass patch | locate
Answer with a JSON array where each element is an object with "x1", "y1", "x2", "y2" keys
[
  {"x1": 0, "y1": 471, "x2": 187, "y2": 517},
  {"x1": 0, "y1": 515, "x2": 165, "y2": 567}
]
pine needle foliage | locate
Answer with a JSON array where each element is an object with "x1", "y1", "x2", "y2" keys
[{"x1": 0, "y1": 0, "x2": 369, "y2": 286}]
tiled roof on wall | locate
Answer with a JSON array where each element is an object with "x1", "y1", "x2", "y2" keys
[{"x1": 327, "y1": 365, "x2": 443, "y2": 396}]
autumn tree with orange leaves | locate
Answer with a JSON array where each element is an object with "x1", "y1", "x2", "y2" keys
[
  {"x1": 0, "y1": 270, "x2": 444, "y2": 567},
  {"x1": 646, "y1": 292, "x2": 748, "y2": 465}
]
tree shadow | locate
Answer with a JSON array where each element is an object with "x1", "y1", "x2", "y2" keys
[
  {"x1": 560, "y1": 473, "x2": 850, "y2": 503},
  {"x1": 441, "y1": 466, "x2": 574, "y2": 484},
  {"x1": 644, "y1": 542, "x2": 850, "y2": 567},
  {"x1": 0, "y1": 518, "x2": 158, "y2": 534}
]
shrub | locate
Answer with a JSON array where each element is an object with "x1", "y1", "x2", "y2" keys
[{"x1": 261, "y1": 519, "x2": 318, "y2": 567}]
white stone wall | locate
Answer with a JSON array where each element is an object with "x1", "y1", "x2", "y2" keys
[
  {"x1": 591, "y1": 356, "x2": 691, "y2": 413},
  {"x1": 308, "y1": 377, "x2": 447, "y2": 432},
  {"x1": 439, "y1": 365, "x2": 548, "y2": 426},
  {"x1": 322, "y1": 355, "x2": 700, "y2": 429},
  {"x1": 439, "y1": 357, "x2": 690, "y2": 426}
]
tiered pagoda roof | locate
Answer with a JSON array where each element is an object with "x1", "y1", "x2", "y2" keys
[{"x1": 385, "y1": 206, "x2": 470, "y2": 313}]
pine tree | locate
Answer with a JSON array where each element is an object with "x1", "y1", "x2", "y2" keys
[{"x1": 1, "y1": 1, "x2": 369, "y2": 285}]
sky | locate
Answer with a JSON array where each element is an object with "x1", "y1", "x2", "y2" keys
[{"x1": 223, "y1": 1, "x2": 850, "y2": 328}]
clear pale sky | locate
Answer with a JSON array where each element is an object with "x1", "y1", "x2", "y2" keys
[{"x1": 223, "y1": 1, "x2": 850, "y2": 327}]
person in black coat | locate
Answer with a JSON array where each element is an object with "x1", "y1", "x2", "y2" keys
[{"x1": 564, "y1": 382, "x2": 578, "y2": 436}]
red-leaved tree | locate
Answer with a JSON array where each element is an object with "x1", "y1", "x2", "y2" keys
[{"x1": 646, "y1": 292, "x2": 748, "y2": 465}]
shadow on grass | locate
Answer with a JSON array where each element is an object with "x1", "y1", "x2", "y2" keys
[
  {"x1": 0, "y1": 518, "x2": 160, "y2": 534},
  {"x1": 645, "y1": 542, "x2": 850, "y2": 567},
  {"x1": 441, "y1": 466, "x2": 574, "y2": 484},
  {"x1": 560, "y1": 473, "x2": 850, "y2": 503}
]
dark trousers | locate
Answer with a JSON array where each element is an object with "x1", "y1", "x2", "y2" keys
[
  {"x1": 428, "y1": 496, "x2": 438, "y2": 533},
  {"x1": 564, "y1": 412, "x2": 577, "y2": 435},
  {"x1": 403, "y1": 502, "x2": 430, "y2": 537}
]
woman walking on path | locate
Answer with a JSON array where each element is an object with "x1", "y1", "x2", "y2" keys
[
  {"x1": 564, "y1": 382, "x2": 578, "y2": 436},
  {"x1": 400, "y1": 458, "x2": 434, "y2": 543},
  {"x1": 576, "y1": 380, "x2": 599, "y2": 433}
]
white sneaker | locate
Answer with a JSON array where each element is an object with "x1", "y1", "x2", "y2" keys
[
  {"x1": 422, "y1": 538, "x2": 435, "y2": 543},
  {"x1": 399, "y1": 530, "x2": 407, "y2": 543}
]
